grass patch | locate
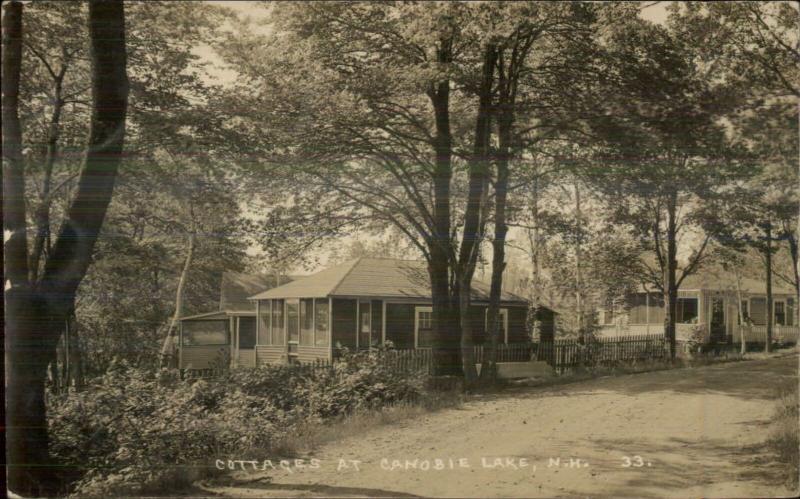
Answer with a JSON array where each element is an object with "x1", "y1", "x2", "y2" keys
[
  {"x1": 765, "y1": 380, "x2": 799, "y2": 490},
  {"x1": 273, "y1": 387, "x2": 464, "y2": 457}
]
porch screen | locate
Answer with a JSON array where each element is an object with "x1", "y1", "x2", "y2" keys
[
  {"x1": 788, "y1": 299, "x2": 795, "y2": 326},
  {"x1": 272, "y1": 299, "x2": 285, "y2": 345},
  {"x1": 239, "y1": 317, "x2": 256, "y2": 349},
  {"x1": 314, "y1": 299, "x2": 329, "y2": 347},
  {"x1": 300, "y1": 299, "x2": 314, "y2": 346},
  {"x1": 258, "y1": 300, "x2": 271, "y2": 345},
  {"x1": 182, "y1": 320, "x2": 228, "y2": 346},
  {"x1": 750, "y1": 298, "x2": 767, "y2": 325}
]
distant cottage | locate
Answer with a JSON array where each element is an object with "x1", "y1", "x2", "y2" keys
[
  {"x1": 178, "y1": 258, "x2": 552, "y2": 372},
  {"x1": 597, "y1": 272, "x2": 798, "y2": 346}
]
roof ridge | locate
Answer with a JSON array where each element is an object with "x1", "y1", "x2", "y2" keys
[{"x1": 329, "y1": 257, "x2": 364, "y2": 296}]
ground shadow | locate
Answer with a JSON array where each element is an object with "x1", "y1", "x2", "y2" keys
[{"x1": 215, "y1": 476, "x2": 420, "y2": 498}]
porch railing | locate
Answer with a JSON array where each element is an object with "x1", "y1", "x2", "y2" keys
[{"x1": 730, "y1": 324, "x2": 800, "y2": 344}]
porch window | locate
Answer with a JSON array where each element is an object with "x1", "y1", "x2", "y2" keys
[
  {"x1": 238, "y1": 317, "x2": 256, "y2": 349},
  {"x1": 272, "y1": 299, "x2": 285, "y2": 345},
  {"x1": 775, "y1": 301, "x2": 786, "y2": 326},
  {"x1": 182, "y1": 320, "x2": 228, "y2": 346},
  {"x1": 485, "y1": 308, "x2": 509, "y2": 344},
  {"x1": 628, "y1": 293, "x2": 664, "y2": 325},
  {"x1": 314, "y1": 299, "x2": 329, "y2": 347},
  {"x1": 739, "y1": 300, "x2": 749, "y2": 325},
  {"x1": 300, "y1": 299, "x2": 314, "y2": 346},
  {"x1": 258, "y1": 300, "x2": 271, "y2": 345},
  {"x1": 416, "y1": 306, "x2": 435, "y2": 348},
  {"x1": 788, "y1": 298, "x2": 795, "y2": 326},
  {"x1": 676, "y1": 298, "x2": 698, "y2": 324}
]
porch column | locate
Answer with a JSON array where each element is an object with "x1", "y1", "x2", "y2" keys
[
  {"x1": 328, "y1": 297, "x2": 333, "y2": 360},
  {"x1": 355, "y1": 300, "x2": 360, "y2": 350}
]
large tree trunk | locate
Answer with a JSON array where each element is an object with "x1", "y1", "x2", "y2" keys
[
  {"x1": 159, "y1": 229, "x2": 196, "y2": 368},
  {"x1": 5, "y1": 2, "x2": 129, "y2": 494},
  {"x1": 456, "y1": 43, "x2": 497, "y2": 386},
  {"x1": 765, "y1": 220, "x2": 773, "y2": 352},
  {"x1": 427, "y1": 36, "x2": 460, "y2": 376},
  {"x1": 663, "y1": 193, "x2": 678, "y2": 359}
]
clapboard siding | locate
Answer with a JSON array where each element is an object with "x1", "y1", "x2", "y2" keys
[
  {"x1": 256, "y1": 345, "x2": 286, "y2": 365},
  {"x1": 297, "y1": 345, "x2": 330, "y2": 363},
  {"x1": 180, "y1": 346, "x2": 229, "y2": 370}
]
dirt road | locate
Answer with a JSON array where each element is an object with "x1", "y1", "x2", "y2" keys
[{"x1": 207, "y1": 354, "x2": 798, "y2": 498}]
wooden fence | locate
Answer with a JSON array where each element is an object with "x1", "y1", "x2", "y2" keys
[
  {"x1": 536, "y1": 334, "x2": 668, "y2": 374},
  {"x1": 182, "y1": 334, "x2": 670, "y2": 379}
]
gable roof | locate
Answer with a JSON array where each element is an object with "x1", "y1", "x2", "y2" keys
[
  {"x1": 219, "y1": 271, "x2": 295, "y2": 312},
  {"x1": 250, "y1": 258, "x2": 528, "y2": 303}
]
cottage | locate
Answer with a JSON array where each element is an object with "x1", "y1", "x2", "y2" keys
[
  {"x1": 249, "y1": 257, "x2": 539, "y2": 365},
  {"x1": 178, "y1": 272, "x2": 293, "y2": 373},
  {"x1": 597, "y1": 273, "x2": 799, "y2": 345}
]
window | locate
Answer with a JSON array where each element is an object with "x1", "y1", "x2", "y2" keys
[
  {"x1": 628, "y1": 293, "x2": 664, "y2": 324},
  {"x1": 416, "y1": 307, "x2": 435, "y2": 348},
  {"x1": 677, "y1": 298, "x2": 698, "y2": 324},
  {"x1": 739, "y1": 300, "x2": 750, "y2": 325},
  {"x1": 750, "y1": 298, "x2": 767, "y2": 326},
  {"x1": 182, "y1": 320, "x2": 228, "y2": 346},
  {"x1": 258, "y1": 301, "x2": 271, "y2": 345},
  {"x1": 300, "y1": 299, "x2": 314, "y2": 346},
  {"x1": 788, "y1": 299, "x2": 795, "y2": 327},
  {"x1": 359, "y1": 301, "x2": 371, "y2": 348},
  {"x1": 485, "y1": 308, "x2": 509, "y2": 343},
  {"x1": 272, "y1": 299, "x2": 285, "y2": 345},
  {"x1": 775, "y1": 301, "x2": 786, "y2": 326},
  {"x1": 603, "y1": 302, "x2": 615, "y2": 325},
  {"x1": 315, "y1": 299, "x2": 329, "y2": 347}
]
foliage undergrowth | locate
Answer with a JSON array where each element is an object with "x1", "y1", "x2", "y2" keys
[
  {"x1": 765, "y1": 381, "x2": 799, "y2": 490},
  {"x1": 48, "y1": 348, "x2": 437, "y2": 497}
]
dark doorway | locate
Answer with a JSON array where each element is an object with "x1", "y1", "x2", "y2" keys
[{"x1": 710, "y1": 297, "x2": 726, "y2": 343}]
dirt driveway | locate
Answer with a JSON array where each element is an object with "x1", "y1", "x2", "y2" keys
[{"x1": 207, "y1": 354, "x2": 798, "y2": 498}]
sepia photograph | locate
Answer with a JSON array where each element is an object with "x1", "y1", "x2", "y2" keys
[{"x1": 3, "y1": 1, "x2": 799, "y2": 497}]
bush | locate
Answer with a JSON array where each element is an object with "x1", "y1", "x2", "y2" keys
[
  {"x1": 48, "y1": 351, "x2": 427, "y2": 496},
  {"x1": 766, "y1": 382, "x2": 799, "y2": 490}
]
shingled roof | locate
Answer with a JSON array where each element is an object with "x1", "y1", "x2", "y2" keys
[
  {"x1": 249, "y1": 258, "x2": 528, "y2": 303},
  {"x1": 219, "y1": 271, "x2": 295, "y2": 312}
]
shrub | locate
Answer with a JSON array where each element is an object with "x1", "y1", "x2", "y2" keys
[
  {"x1": 48, "y1": 351, "x2": 427, "y2": 496},
  {"x1": 766, "y1": 382, "x2": 799, "y2": 490}
]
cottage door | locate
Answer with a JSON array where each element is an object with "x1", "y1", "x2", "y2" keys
[
  {"x1": 358, "y1": 301, "x2": 371, "y2": 350},
  {"x1": 710, "y1": 297, "x2": 726, "y2": 344}
]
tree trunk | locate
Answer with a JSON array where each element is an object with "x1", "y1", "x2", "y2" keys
[
  {"x1": 456, "y1": 43, "x2": 497, "y2": 386},
  {"x1": 159, "y1": 229, "x2": 196, "y2": 368},
  {"x1": 527, "y1": 176, "x2": 542, "y2": 341},
  {"x1": 663, "y1": 193, "x2": 678, "y2": 359},
  {"x1": 5, "y1": 2, "x2": 129, "y2": 494},
  {"x1": 765, "y1": 220, "x2": 773, "y2": 352},
  {"x1": 427, "y1": 36, "x2": 460, "y2": 376}
]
